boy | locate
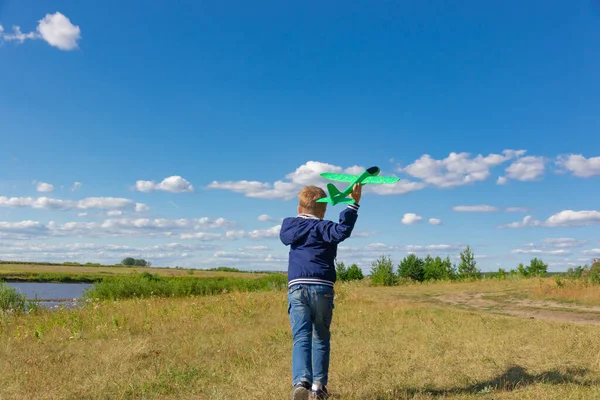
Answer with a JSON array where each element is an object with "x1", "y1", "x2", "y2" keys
[{"x1": 279, "y1": 183, "x2": 362, "y2": 400}]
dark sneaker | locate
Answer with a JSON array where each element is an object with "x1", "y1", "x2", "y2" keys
[
  {"x1": 311, "y1": 386, "x2": 329, "y2": 399},
  {"x1": 291, "y1": 381, "x2": 311, "y2": 400}
]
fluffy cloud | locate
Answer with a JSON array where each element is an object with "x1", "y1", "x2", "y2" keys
[
  {"x1": 0, "y1": 12, "x2": 81, "y2": 50},
  {"x1": 511, "y1": 248, "x2": 570, "y2": 256},
  {"x1": 207, "y1": 161, "x2": 415, "y2": 200},
  {"x1": 429, "y1": 218, "x2": 442, "y2": 225},
  {"x1": 72, "y1": 182, "x2": 82, "y2": 191},
  {"x1": 499, "y1": 210, "x2": 600, "y2": 228},
  {"x1": 499, "y1": 156, "x2": 546, "y2": 182},
  {"x1": 0, "y1": 196, "x2": 148, "y2": 213},
  {"x1": 401, "y1": 213, "x2": 422, "y2": 225},
  {"x1": 258, "y1": 214, "x2": 281, "y2": 222},
  {"x1": 135, "y1": 176, "x2": 194, "y2": 193},
  {"x1": 556, "y1": 154, "x2": 600, "y2": 177},
  {"x1": 36, "y1": 182, "x2": 54, "y2": 192},
  {"x1": 223, "y1": 225, "x2": 282, "y2": 240},
  {"x1": 453, "y1": 205, "x2": 498, "y2": 212},
  {"x1": 399, "y1": 149, "x2": 525, "y2": 188},
  {"x1": 582, "y1": 249, "x2": 600, "y2": 256},
  {"x1": 0, "y1": 216, "x2": 234, "y2": 240}
]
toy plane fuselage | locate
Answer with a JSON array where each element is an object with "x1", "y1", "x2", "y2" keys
[{"x1": 317, "y1": 166, "x2": 399, "y2": 205}]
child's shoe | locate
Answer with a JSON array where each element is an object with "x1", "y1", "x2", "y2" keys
[
  {"x1": 291, "y1": 381, "x2": 311, "y2": 400},
  {"x1": 311, "y1": 386, "x2": 329, "y2": 399}
]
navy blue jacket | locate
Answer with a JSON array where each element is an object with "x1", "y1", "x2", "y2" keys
[{"x1": 279, "y1": 204, "x2": 359, "y2": 287}]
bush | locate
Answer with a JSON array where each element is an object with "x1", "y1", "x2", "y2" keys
[
  {"x1": 0, "y1": 282, "x2": 37, "y2": 314},
  {"x1": 83, "y1": 273, "x2": 288, "y2": 300},
  {"x1": 370, "y1": 256, "x2": 397, "y2": 286},
  {"x1": 423, "y1": 255, "x2": 454, "y2": 281},
  {"x1": 587, "y1": 259, "x2": 600, "y2": 284},
  {"x1": 527, "y1": 258, "x2": 548, "y2": 277},
  {"x1": 336, "y1": 261, "x2": 348, "y2": 281},
  {"x1": 346, "y1": 264, "x2": 364, "y2": 281},
  {"x1": 398, "y1": 254, "x2": 425, "y2": 282}
]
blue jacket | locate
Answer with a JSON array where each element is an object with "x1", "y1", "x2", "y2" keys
[{"x1": 279, "y1": 204, "x2": 359, "y2": 287}]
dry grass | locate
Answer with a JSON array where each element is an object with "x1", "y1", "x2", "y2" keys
[
  {"x1": 1, "y1": 280, "x2": 600, "y2": 399},
  {"x1": 529, "y1": 278, "x2": 600, "y2": 306}
]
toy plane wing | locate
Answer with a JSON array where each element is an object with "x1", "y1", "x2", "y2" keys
[{"x1": 320, "y1": 172, "x2": 400, "y2": 184}]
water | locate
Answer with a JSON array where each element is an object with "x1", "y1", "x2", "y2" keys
[{"x1": 5, "y1": 282, "x2": 94, "y2": 309}]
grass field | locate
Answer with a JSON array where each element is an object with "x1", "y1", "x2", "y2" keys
[
  {"x1": 0, "y1": 263, "x2": 274, "y2": 282},
  {"x1": 1, "y1": 278, "x2": 600, "y2": 399}
]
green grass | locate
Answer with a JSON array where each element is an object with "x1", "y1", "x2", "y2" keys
[{"x1": 83, "y1": 272, "x2": 288, "y2": 300}]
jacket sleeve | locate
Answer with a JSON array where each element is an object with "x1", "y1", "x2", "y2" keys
[{"x1": 319, "y1": 204, "x2": 359, "y2": 244}]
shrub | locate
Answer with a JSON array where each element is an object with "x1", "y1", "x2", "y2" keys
[
  {"x1": 527, "y1": 258, "x2": 548, "y2": 277},
  {"x1": 346, "y1": 264, "x2": 364, "y2": 281},
  {"x1": 398, "y1": 254, "x2": 425, "y2": 282},
  {"x1": 336, "y1": 261, "x2": 349, "y2": 281},
  {"x1": 0, "y1": 282, "x2": 37, "y2": 314},
  {"x1": 423, "y1": 255, "x2": 453, "y2": 281},
  {"x1": 587, "y1": 259, "x2": 600, "y2": 284},
  {"x1": 370, "y1": 256, "x2": 397, "y2": 286}
]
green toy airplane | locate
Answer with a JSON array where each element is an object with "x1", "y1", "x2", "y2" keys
[{"x1": 317, "y1": 166, "x2": 400, "y2": 205}]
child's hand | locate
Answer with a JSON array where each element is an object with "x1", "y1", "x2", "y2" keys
[{"x1": 350, "y1": 183, "x2": 362, "y2": 204}]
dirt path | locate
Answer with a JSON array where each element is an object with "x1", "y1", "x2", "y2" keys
[{"x1": 429, "y1": 292, "x2": 600, "y2": 326}]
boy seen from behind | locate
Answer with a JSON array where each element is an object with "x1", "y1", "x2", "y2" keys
[{"x1": 279, "y1": 183, "x2": 362, "y2": 400}]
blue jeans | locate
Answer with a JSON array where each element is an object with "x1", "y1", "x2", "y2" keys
[{"x1": 287, "y1": 284, "x2": 335, "y2": 387}]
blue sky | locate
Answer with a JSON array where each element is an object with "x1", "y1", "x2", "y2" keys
[{"x1": 1, "y1": 1, "x2": 599, "y2": 272}]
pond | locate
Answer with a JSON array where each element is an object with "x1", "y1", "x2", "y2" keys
[{"x1": 5, "y1": 282, "x2": 94, "y2": 309}]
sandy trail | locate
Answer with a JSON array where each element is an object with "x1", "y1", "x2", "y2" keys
[{"x1": 428, "y1": 292, "x2": 600, "y2": 326}]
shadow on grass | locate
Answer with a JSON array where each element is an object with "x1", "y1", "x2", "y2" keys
[{"x1": 374, "y1": 365, "x2": 596, "y2": 399}]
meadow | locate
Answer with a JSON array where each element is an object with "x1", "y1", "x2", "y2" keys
[{"x1": 1, "y1": 275, "x2": 600, "y2": 399}]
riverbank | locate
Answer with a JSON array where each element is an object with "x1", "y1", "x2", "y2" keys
[{"x1": 0, "y1": 263, "x2": 276, "y2": 283}]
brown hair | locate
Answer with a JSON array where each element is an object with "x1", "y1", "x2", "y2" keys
[{"x1": 298, "y1": 185, "x2": 327, "y2": 217}]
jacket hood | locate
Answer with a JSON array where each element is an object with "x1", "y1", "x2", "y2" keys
[{"x1": 280, "y1": 215, "x2": 319, "y2": 246}]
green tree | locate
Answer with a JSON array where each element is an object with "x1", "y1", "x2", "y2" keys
[
  {"x1": 133, "y1": 259, "x2": 148, "y2": 267},
  {"x1": 346, "y1": 263, "x2": 364, "y2": 281},
  {"x1": 121, "y1": 257, "x2": 135, "y2": 266},
  {"x1": 398, "y1": 253, "x2": 425, "y2": 282},
  {"x1": 423, "y1": 255, "x2": 451, "y2": 281},
  {"x1": 457, "y1": 245, "x2": 481, "y2": 280},
  {"x1": 527, "y1": 258, "x2": 547, "y2": 277},
  {"x1": 336, "y1": 261, "x2": 348, "y2": 281},
  {"x1": 370, "y1": 255, "x2": 397, "y2": 286}
]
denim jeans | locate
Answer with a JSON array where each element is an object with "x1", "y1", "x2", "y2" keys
[{"x1": 287, "y1": 283, "x2": 335, "y2": 387}]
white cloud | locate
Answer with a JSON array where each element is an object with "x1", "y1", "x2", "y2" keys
[
  {"x1": 223, "y1": 225, "x2": 282, "y2": 240},
  {"x1": 0, "y1": 195, "x2": 148, "y2": 213},
  {"x1": 545, "y1": 210, "x2": 600, "y2": 227},
  {"x1": 399, "y1": 149, "x2": 525, "y2": 188},
  {"x1": 429, "y1": 218, "x2": 442, "y2": 225},
  {"x1": 511, "y1": 248, "x2": 570, "y2": 256},
  {"x1": 72, "y1": 182, "x2": 82, "y2": 191},
  {"x1": 258, "y1": 214, "x2": 280, "y2": 222},
  {"x1": 37, "y1": 12, "x2": 81, "y2": 50},
  {"x1": 36, "y1": 182, "x2": 54, "y2": 193},
  {"x1": 453, "y1": 205, "x2": 498, "y2": 212},
  {"x1": 556, "y1": 154, "x2": 600, "y2": 177},
  {"x1": 77, "y1": 212, "x2": 87, "y2": 217},
  {"x1": 401, "y1": 213, "x2": 422, "y2": 225},
  {"x1": 106, "y1": 210, "x2": 123, "y2": 217},
  {"x1": 503, "y1": 156, "x2": 546, "y2": 182},
  {"x1": 135, "y1": 203, "x2": 150, "y2": 212},
  {"x1": 542, "y1": 238, "x2": 588, "y2": 248},
  {"x1": 0, "y1": 12, "x2": 81, "y2": 51},
  {"x1": 505, "y1": 207, "x2": 528, "y2": 212},
  {"x1": 496, "y1": 176, "x2": 508, "y2": 185},
  {"x1": 135, "y1": 176, "x2": 194, "y2": 193},
  {"x1": 499, "y1": 210, "x2": 600, "y2": 228},
  {"x1": 582, "y1": 249, "x2": 600, "y2": 256},
  {"x1": 207, "y1": 161, "x2": 415, "y2": 200}
]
